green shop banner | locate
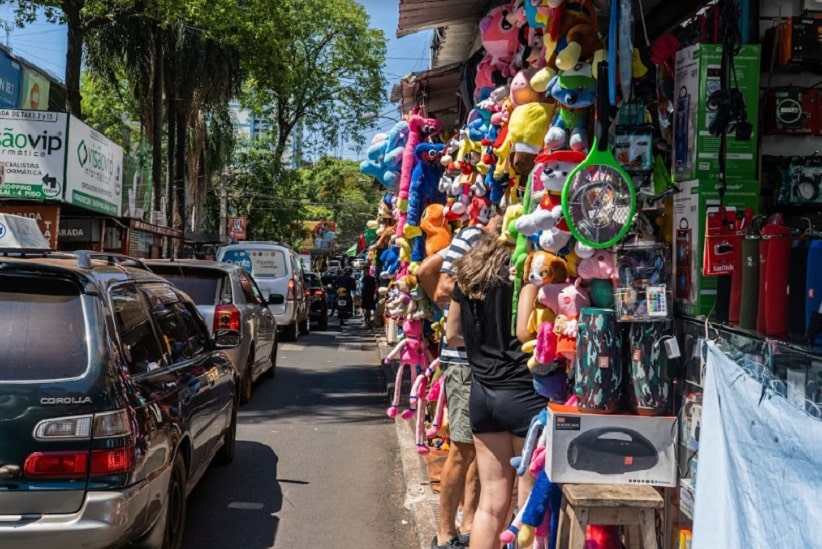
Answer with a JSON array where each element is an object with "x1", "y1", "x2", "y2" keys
[
  {"x1": 65, "y1": 115, "x2": 123, "y2": 216},
  {"x1": 0, "y1": 110, "x2": 67, "y2": 200}
]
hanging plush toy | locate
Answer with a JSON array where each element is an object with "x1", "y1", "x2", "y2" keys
[
  {"x1": 425, "y1": 369, "x2": 447, "y2": 438},
  {"x1": 419, "y1": 203, "x2": 453, "y2": 257},
  {"x1": 545, "y1": 62, "x2": 596, "y2": 152},
  {"x1": 538, "y1": 279, "x2": 590, "y2": 361},
  {"x1": 522, "y1": 250, "x2": 568, "y2": 332},
  {"x1": 359, "y1": 121, "x2": 409, "y2": 191},
  {"x1": 404, "y1": 143, "x2": 446, "y2": 239},
  {"x1": 384, "y1": 319, "x2": 431, "y2": 418},
  {"x1": 494, "y1": 100, "x2": 555, "y2": 179},
  {"x1": 475, "y1": 2, "x2": 521, "y2": 99},
  {"x1": 396, "y1": 114, "x2": 442, "y2": 239}
]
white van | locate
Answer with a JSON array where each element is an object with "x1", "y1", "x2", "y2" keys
[{"x1": 217, "y1": 242, "x2": 310, "y2": 341}]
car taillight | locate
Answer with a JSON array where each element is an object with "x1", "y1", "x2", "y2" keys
[
  {"x1": 214, "y1": 303, "x2": 241, "y2": 332},
  {"x1": 287, "y1": 279, "x2": 295, "y2": 301},
  {"x1": 313, "y1": 288, "x2": 325, "y2": 297},
  {"x1": 26, "y1": 410, "x2": 135, "y2": 478},
  {"x1": 24, "y1": 447, "x2": 135, "y2": 477}
]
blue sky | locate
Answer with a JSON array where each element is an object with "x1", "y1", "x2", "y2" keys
[{"x1": 0, "y1": 2, "x2": 431, "y2": 159}]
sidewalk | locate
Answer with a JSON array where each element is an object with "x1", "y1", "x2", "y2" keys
[{"x1": 376, "y1": 332, "x2": 442, "y2": 549}]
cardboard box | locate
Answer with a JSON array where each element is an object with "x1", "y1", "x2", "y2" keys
[
  {"x1": 543, "y1": 404, "x2": 678, "y2": 487},
  {"x1": 672, "y1": 44, "x2": 761, "y2": 182},
  {"x1": 672, "y1": 179, "x2": 760, "y2": 317}
]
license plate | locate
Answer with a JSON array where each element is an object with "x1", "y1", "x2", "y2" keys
[{"x1": 337, "y1": 300, "x2": 347, "y2": 306}]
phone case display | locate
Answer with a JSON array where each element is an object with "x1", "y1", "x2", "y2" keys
[
  {"x1": 575, "y1": 307, "x2": 622, "y2": 414},
  {"x1": 615, "y1": 243, "x2": 672, "y2": 321},
  {"x1": 672, "y1": 179, "x2": 760, "y2": 317},
  {"x1": 626, "y1": 321, "x2": 675, "y2": 416},
  {"x1": 672, "y1": 44, "x2": 761, "y2": 183}
]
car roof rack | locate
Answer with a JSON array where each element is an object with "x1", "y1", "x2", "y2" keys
[
  {"x1": 74, "y1": 250, "x2": 153, "y2": 271},
  {"x1": 0, "y1": 247, "x2": 52, "y2": 257}
]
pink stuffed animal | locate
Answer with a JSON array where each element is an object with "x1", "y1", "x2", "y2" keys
[
  {"x1": 424, "y1": 373, "x2": 446, "y2": 439},
  {"x1": 538, "y1": 279, "x2": 590, "y2": 360},
  {"x1": 384, "y1": 319, "x2": 431, "y2": 418},
  {"x1": 396, "y1": 114, "x2": 442, "y2": 239}
]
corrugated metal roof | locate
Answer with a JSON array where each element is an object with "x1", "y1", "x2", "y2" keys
[
  {"x1": 392, "y1": 62, "x2": 464, "y2": 123},
  {"x1": 430, "y1": 22, "x2": 482, "y2": 69},
  {"x1": 397, "y1": 0, "x2": 492, "y2": 37}
]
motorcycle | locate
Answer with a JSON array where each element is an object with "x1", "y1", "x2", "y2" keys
[
  {"x1": 326, "y1": 283, "x2": 337, "y2": 314},
  {"x1": 336, "y1": 287, "x2": 353, "y2": 325}
]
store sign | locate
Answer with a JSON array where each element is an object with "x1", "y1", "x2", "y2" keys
[
  {"x1": 0, "y1": 204, "x2": 58, "y2": 248},
  {"x1": 19, "y1": 67, "x2": 50, "y2": 111},
  {"x1": 65, "y1": 115, "x2": 123, "y2": 216},
  {"x1": 228, "y1": 217, "x2": 247, "y2": 240},
  {"x1": 0, "y1": 110, "x2": 67, "y2": 200},
  {"x1": 58, "y1": 217, "x2": 101, "y2": 242},
  {"x1": 0, "y1": 51, "x2": 21, "y2": 109}
]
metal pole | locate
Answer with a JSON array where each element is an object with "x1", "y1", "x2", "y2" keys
[{"x1": 219, "y1": 171, "x2": 228, "y2": 243}]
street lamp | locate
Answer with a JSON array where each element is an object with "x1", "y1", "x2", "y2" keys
[{"x1": 361, "y1": 112, "x2": 401, "y2": 123}]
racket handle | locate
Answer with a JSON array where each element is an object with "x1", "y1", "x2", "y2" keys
[{"x1": 595, "y1": 61, "x2": 610, "y2": 152}]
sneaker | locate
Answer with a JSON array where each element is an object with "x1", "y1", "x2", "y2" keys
[
  {"x1": 457, "y1": 530, "x2": 470, "y2": 546},
  {"x1": 431, "y1": 535, "x2": 466, "y2": 549}
]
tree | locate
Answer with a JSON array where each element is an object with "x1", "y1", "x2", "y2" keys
[{"x1": 224, "y1": 0, "x2": 387, "y2": 164}]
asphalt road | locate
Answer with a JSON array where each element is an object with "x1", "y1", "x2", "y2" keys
[{"x1": 182, "y1": 316, "x2": 418, "y2": 549}]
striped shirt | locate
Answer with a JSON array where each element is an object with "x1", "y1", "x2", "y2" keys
[{"x1": 439, "y1": 226, "x2": 485, "y2": 363}]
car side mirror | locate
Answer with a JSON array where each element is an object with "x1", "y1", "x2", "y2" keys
[
  {"x1": 268, "y1": 293, "x2": 285, "y2": 305},
  {"x1": 214, "y1": 328, "x2": 241, "y2": 349}
]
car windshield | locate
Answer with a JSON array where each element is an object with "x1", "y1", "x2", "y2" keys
[
  {"x1": 150, "y1": 267, "x2": 228, "y2": 306},
  {"x1": 304, "y1": 273, "x2": 320, "y2": 287},
  {"x1": 221, "y1": 248, "x2": 287, "y2": 279},
  {"x1": 0, "y1": 275, "x2": 89, "y2": 380}
]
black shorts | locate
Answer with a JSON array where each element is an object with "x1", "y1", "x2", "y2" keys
[{"x1": 469, "y1": 378, "x2": 547, "y2": 438}]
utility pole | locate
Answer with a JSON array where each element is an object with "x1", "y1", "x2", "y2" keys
[
  {"x1": 219, "y1": 170, "x2": 228, "y2": 243},
  {"x1": 0, "y1": 20, "x2": 13, "y2": 50}
]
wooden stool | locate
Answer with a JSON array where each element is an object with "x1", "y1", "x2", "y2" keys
[{"x1": 556, "y1": 483, "x2": 663, "y2": 549}]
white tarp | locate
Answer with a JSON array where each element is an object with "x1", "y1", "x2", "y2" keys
[{"x1": 693, "y1": 341, "x2": 822, "y2": 549}]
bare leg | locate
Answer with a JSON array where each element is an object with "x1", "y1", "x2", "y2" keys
[
  {"x1": 435, "y1": 440, "x2": 476, "y2": 545},
  {"x1": 470, "y1": 431, "x2": 519, "y2": 549},
  {"x1": 459, "y1": 456, "x2": 480, "y2": 535}
]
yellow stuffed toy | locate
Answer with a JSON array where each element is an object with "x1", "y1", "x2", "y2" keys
[{"x1": 494, "y1": 101, "x2": 556, "y2": 180}]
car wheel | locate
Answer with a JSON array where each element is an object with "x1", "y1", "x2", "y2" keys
[
  {"x1": 264, "y1": 341, "x2": 277, "y2": 378},
  {"x1": 282, "y1": 321, "x2": 298, "y2": 342},
  {"x1": 213, "y1": 398, "x2": 238, "y2": 466},
  {"x1": 163, "y1": 453, "x2": 187, "y2": 549},
  {"x1": 240, "y1": 353, "x2": 254, "y2": 404},
  {"x1": 299, "y1": 313, "x2": 310, "y2": 335}
]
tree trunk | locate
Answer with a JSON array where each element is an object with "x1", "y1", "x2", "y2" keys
[
  {"x1": 151, "y1": 26, "x2": 164, "y2": 220},
  {"x1": 165, "y1": 90, "x2": 175, "y2": 257},
  {"x1": 63, "y1": 0, "x2": 84, "y2": 115},
  {"x1": 173, "y1": 106, "x2": 186, "y2": 257}
]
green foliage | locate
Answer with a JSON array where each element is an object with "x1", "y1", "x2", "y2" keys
[{"x1": 79, "y1": 69, "x2": 141, "y2": 152}]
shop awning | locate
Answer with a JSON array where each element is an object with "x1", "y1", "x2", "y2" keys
[
  {"x1": 397, "y1": 0, "x2": 491, "y2": 38},
  {"x1": 391, "y1": 62, "x2": 464, "y2": 124}
]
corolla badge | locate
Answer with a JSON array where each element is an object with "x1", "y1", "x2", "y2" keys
[{"x1": 40, "y1": 396, "x2": 92, "y2": 405}]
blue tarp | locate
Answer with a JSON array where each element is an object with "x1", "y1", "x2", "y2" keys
[{"x1": 693, "y1": 341, "x2": 822, "y2": 549}]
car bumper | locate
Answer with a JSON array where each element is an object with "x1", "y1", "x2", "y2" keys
[{"x1": 0, "y1": 479, "x2": 156, "y2": 549}]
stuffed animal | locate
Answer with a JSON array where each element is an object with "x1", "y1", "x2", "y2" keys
[
  {"x1": 419, "y1": 203, "x2": 452, "y2": 256},
  {"x1": 494, "y1": 100, "x2": 555, "y2": 178},
  {"x1": 359, "y1": 121, "x2": 409, "y2": 191},
  {"x1": 396, "y1": 115, "x2": 443, "y2": 238},
  {"x1": 538, "y1": 279, "x2": 590, "y2": 360},
  {"x1": 404, "y1": 143, "x2": 446, "y2": 238},
  {"x1": 524, "y1": 250, "x2": 568, "y2": 287},
  {"x1": 379, "y1": 244, "x2": 401, "y2": 280},
  {"x1": 384, "y1": 319, "x2": 430, "y2": 418},
  {"x1": 531, "y1": 0, "x2": 603, "y2": 91},
  {"x1": 424, "y1": 369, "x2": 446, "y2": 438},
  {"x1": 521, "y1": 320, "x2": 559, "y2": 371},
  {"x1": 468, "y1": 194, "x2": 493, "y2": 226},
  {"x1": 499, "y1": 203, "x2": 525, "y2": 246},
  {"x1": 478, "y1": 3, "x2": 521, "y2": 79},
  {"x1": 577, "y1": 249, "x2": 617, "y2": 308},
  {"x1": 545, "y1": 62, "x2": 596, "y2": 152}
]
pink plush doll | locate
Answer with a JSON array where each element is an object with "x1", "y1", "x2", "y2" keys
[
  {"x1": 384, "y1": 319, "x2": 430, "y2": 419},
  {"x1": 538, "y1": 279, "x2": 590, "y2": 361},
  {"x1": 478, "y1": 3, "x2": 521, "y2": 76},
  {"x1": 407, "y1": 372, "x2": 429, "y2": 454},
  {"x1": 424, "y1": 372, "x2": 446, "y2": 439},
  {"x1": 396, "y1": 114, "x2": 442, "y2": 239}
]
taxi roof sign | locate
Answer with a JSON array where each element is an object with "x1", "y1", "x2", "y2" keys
[{"x1": 0, "y1": 213, "x2": 51, "y2": 251}]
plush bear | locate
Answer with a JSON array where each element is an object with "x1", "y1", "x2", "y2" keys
[
  {"x1": 404, "y1": 143, "x2": 446, "y2": 238},
  {"x1": 577, "y1": 249, "x2": 617, "y2": 307},
  {"x1": 545, "y1": 62, "x2": 596, "y2": 152},
  {"x1": 419, "y1": 203, "x2": 452, "y2": 257},
  {"x1": 538, "y1": 279, "x2": 590, "y2": 360}
]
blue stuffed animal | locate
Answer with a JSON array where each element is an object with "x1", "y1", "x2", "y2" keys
[
  {"x1": 403, "y1": 143, "x2": 446, "y2": 238},
  {"x1": 359, "y1": 121, "x2": 409, "y2": 192},
  {"x1": 545, "y1": 62, "x2": 596, "y2": 152}
]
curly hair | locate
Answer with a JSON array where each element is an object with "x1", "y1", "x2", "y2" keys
[{"x1": 453, "y1": 233, "x2": 511, "y2": 300}]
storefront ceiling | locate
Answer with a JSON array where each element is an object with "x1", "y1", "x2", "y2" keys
[
  {"x1": 391, "y1": 62, "x2": 463, "y2": 121},
  {"x1": 397, "y1": 0, "x2": 497, "y2": 38}
]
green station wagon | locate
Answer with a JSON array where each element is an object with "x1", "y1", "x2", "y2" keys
[{"x1": 0, "y1": 214, "x2": 240, "y2": 548}]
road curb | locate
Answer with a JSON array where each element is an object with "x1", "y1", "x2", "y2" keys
[{"x1": 376, "y1": 335, "x2": 439, "y2": 549}]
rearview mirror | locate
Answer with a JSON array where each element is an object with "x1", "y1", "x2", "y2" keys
[
  {"x1": 268, "y1": 294, "x2": 285, "y2": 305},
  {"x1": 214, "y1": 328, "x2": 240, "y2": 349}
]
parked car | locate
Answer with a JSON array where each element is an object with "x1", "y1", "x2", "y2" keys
[
  {"x1": 217, "y1": 242, "x2": 310, "y2": 341},
  {"x1": 146, "y1": 259, "x2": 279, "y2": 403},
  {"x1": 303, "y1": 271, "x2": 328, "y2": 330},
  {"x1": 327, "y1": 258, "x2": 342, "y2": 273},
  {"x1": 0, "y1": 214, "x2": 239, "y2": 549}
]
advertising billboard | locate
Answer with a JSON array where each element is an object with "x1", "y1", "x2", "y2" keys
[
  {"x1": 0, "y1": 109, "x2": 67, "y2": 200},
  {"x1": 19, "y1": 66, "x2": 50, "y2": 111},
  {"x1": 0, "y1": 51, "x2": 21, "y2": 109},
  {"x1": 65, "y1": 115, "x2": 123, "y2": 216}
]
